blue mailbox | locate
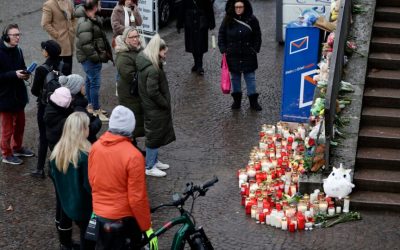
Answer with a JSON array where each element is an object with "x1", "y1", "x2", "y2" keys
[{"x1": 281, "y1": 27, "x2": 321, "y2": 123}]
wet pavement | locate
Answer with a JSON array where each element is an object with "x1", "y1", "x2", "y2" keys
[{"x1": 0, "y1": 0, "x2": 399, "y2": 249}]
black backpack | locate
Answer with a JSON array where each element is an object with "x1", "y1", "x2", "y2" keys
[{"x1": 41, "y1": 63, "x2": 64, "y2": 105}]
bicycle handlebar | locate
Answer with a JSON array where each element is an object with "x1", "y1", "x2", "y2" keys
[{"x1": 150, "y1": 176, "x2": 218, "y2": 213}]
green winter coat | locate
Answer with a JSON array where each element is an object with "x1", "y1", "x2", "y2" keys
[
  {"x1": 136, "y1": 52, "x2": 176, "y2": 148},
  {"x1": 75, "y1": 6, "x2": 112, "y2": 63},
  {"x1": 50, "y1": 151, "x2": 92, "y2": 222},
  {"x1": 115, "y1": 36, "x2": 144, "y2": 138}
]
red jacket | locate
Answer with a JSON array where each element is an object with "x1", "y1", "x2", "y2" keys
[{"x1": 88, "y1": 131, "x2": 151, "y2": 231}]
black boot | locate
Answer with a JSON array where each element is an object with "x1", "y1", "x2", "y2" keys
[
  {"x1": 194, "y1": 53, "x2": 204, "y2": 75},
  {"x1": 248, "y1": 93, "x2": 262, "y2": 111},
  {"x1": 58, "y1": 228, "x2": 73, "y2": 249},
  {"x1": 30, "y1": 168, "x2": 45, "y2": 179},
  {"x1": 231, "y1": 92, "x2": 242, "y2": 109}
]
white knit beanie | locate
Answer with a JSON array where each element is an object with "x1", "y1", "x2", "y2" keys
[{"x1": 109, "y1": 105, "x2": 136, "y2": 134}]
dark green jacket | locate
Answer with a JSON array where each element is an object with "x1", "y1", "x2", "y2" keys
[
  {"x1": 136, "y1": 52, "x2": 175, "y2": 148},
  {"x1": 75, "y1": 6, "x2": 111, "y2": 63},
  {"x1": 50, "y1": 151, "x2": 92, "y2": 222},
  {"x1": 115, "y1": 37, "x2": 144, "y2": 138}
]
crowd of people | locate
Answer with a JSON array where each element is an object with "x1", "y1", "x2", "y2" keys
[{"x1": 0, "y1": 0, "x2": 262, "y2": 249}]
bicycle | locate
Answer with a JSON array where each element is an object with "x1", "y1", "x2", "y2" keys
[{"x1": 142, "y1": 176, "x2": 219, "y2": 250}]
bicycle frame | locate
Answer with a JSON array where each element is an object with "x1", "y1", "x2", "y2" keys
[{"x1": 154, "y1": 211, "x2": 195, "y2": 250}]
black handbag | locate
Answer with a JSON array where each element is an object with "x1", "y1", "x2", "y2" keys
[{"x1": 130, "y1": 72, "x2": 139, "y2": 96}]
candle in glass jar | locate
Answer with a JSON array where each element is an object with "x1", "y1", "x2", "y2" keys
[
  {"x1": 319, "y1": 201, "x2": 328, "y2": 214},
  {"x1": 289, "y1": 222, "x2": 295, "y2": 232},
  {"x1": 343, "y1": 196, "x2": 350, "y2": 213},
  {"x1": 281, "y1": 217, "x2": 288, "y2": 230},
  {"x1": 290, "y1": 184, "x2": 297, "y2": 196},
  {"x1": 328, "y1": 207, "x2": 335, "y2": 216},
  {"x1": 336, "y1": 206, "x2": 342, "y2": 214},
  {"x1": 251, "y1": 205, "x2": 257, "y2": 219}
]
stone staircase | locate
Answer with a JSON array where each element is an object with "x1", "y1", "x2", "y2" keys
[{"x1": 351, "y1": 0, "x2": 400, "y2": 211}]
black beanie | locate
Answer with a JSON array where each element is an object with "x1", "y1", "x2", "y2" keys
[{"x1": 41, "y1": 40, "x2": 61, "y2": 58}]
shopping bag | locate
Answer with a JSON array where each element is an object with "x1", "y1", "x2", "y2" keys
[{"x1": 220, "y1": 53, "x2": 231, "y2": 94}]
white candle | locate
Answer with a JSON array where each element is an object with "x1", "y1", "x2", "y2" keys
[
  {"x1": 328, "y1": 207, "x2": 335, "y2": 216},
  {"x1": 336, "y1": 206, "x2": 342, "y2": 214},
  {"x1": 211, "y1": 35, "x2": 216, "y2": 49},
  {"x1": 266, "y1": 214, "x2": 271, "y2": 225},
  {"x1": 343, "y1": 197, "x2": 350, "y2": 213},
  {"x1": 319, "y1": 203, "x2": 328, "y2": 214},
  {"x1": 281, "y1": 219, "x2": 288, "y2": 230},
  {"x1": 297, "y1": 205, "x2": 307, "y2": 213}
]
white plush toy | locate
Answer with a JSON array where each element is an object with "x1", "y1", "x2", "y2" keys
[{"x1": 323, "y1": 163, "x2": 355, "y2": 199}]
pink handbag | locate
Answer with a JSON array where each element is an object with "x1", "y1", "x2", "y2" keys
[{"x1": 220, "y1": 54, "x2": 231, "y2": 94}]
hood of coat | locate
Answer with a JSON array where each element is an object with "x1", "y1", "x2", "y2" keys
[
  {"x1": 115, "y1": 36, "x2": 129, "y2": 53},
  {"x1": 136, "y1": 51, "x2": 153, "y2": 72},
  {"x1": 98, "y1": 131, "x2": 131, "y2": 147},
  {"x1": 226, "y1": 0, "x2": 253, "y2": 18}
]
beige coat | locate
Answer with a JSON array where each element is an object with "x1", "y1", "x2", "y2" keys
[{"x1": 41, "y1": 0, "x2": 76, "y2": 56}]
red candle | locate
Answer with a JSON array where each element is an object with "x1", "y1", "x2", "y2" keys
[
  {"x1": 297, "y1": 215, "x2": 305, "y2": 231},
  {"x1": 288, "y1": 136, "x2": 293, "y2": 144},
  {"x1": 245, "y1": 203, "x2": 252, "y2": 214},
  {"x1": 259, "y1": 212, "x2": 265, "y2": 224},
  {"x1": 276, "y1": 202, "x2": 282, "y2": 211},
  {"x1": 241, "y1": 195, "x2": 246, "y2": 206},
  {"x1": 289, "y1": 222, "x2": 296, "y2": 232},
  {"x1": 259, "y1": 131, "x2": 265, "y2": 138},
  {"x1": 276, "y1": 189, "x2": 283, "y2": 200}
]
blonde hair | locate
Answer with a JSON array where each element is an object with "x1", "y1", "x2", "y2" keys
[
  {"x1": 50, "y1": 112, "x2": 91, "y2": 174},
  {"x1": 142, "y1": 34, "x2": 167, "y2": 70}
]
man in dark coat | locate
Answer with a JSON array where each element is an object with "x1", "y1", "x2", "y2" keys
[
  {"x1": 0, "y1": 23, "x2": 34, "y2": 165},
  {"x1": 177, "y1": 0, "x2": 215, "y2": 75}
]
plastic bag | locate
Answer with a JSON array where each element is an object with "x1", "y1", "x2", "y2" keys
[{"x1": 220, "y1": 54, "x2": 231, "y2": 94}]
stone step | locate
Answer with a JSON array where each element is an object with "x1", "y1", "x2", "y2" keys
[
  {"x1": 369, "y1": 52, "x2": 400, "y2": 70},
  {"x1": 350, "y1": 190, "x2": 400, "y2": 211},
  {"x1": 354, "y1": 169, "x2": 400, "y2": 193},
  {"x1": 358, "y1": 125, "x2": 400, "y2": 149},
  {"x1": 373, "y1": 21, "x2": 400, "y2": 37},
  {"x1": 366, "y1": 69, "x2": 400, "y2": 88},
  {"x1": 377, "y1": 0, "x2": 400, "y2": 7},
  {"x1": 357, "y1": 147, "x2": 400, "y2": 170},
  {"x1": 375, "y1": 6, "x2": 400, "y2": 22},
  {"x1": 361, "y1": 106, "x2": 400, "y2": 127},
  {"x1": 371, "y1": 37, "x2": 400, "y2": 53},
  {"x1": 363, "y1": 87, "x2": 400, "y2": 108}
]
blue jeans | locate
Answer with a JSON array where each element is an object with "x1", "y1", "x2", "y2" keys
[
  {"x1": 82, "y1": 60, "x2": 102, "y2": 110},
  {"x1": 231, "y1": 71, "x2": 257, "y2": 96},
  {"x1": 146, "y1": 147, "x2": 158, "y2": 170}
]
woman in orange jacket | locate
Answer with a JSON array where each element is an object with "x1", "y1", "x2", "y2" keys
[{"x1": 88, "y1": 105, "x2": 158, "y2": 249}]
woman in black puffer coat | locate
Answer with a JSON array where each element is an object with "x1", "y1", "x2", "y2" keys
[{"x1": 218, "y1": 0, "x2": 262, "y2": 111}]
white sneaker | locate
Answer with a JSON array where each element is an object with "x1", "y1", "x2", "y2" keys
[
  {"x1": 145, "y1": 167, "x2": 166, "y2": 177},
  {"x1": 155, "y1": 160, "x2": 170, "y2": 170}
]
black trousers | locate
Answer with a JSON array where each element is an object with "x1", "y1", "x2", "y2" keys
[
  {"x1": 36, "y1": 102, "x2": 48, "y2": 171},
  {"x1": 192, "y1": 53, "x2": 204, "y2": 69},
  {"x1": 60, "y1": 56, "x2": 73, "y2": 76},
  {"x1": 96, "y1": 217, "x2": 142, "y2": 250}
]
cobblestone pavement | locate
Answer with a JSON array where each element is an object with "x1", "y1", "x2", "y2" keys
[{"x1": 0, "y1": 0, "x2": 399, "y2": 249}]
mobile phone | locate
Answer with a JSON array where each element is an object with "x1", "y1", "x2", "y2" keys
[{"x1": 22, "y1": 62, "x2": 37, "y2": 74}]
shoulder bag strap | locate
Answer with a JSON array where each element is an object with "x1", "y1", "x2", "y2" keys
[{"x1": 233, "y1": 18, "x2": 252, "y2": 32}]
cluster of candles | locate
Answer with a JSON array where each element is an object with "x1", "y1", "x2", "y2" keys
[{"x1": 237, "y1": 123, "x2": 350, "y2": 232}]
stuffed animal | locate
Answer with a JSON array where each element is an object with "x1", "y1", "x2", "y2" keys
[
  {"x1": 323, "y1": 163, "x2": 355, "y2": 199},
  {"x1": 330, "y1": 0, "x2": 341, "y2": 22}
]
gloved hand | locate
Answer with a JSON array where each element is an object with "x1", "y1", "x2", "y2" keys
[{"x1": 145, "y1": 228, "x2": 158, "y2": 250}]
